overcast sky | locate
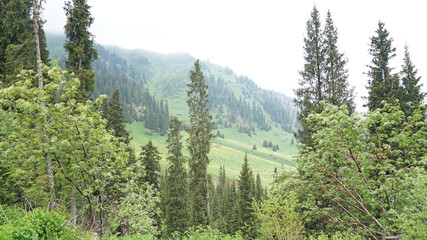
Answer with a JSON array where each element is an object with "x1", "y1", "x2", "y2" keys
[{"x1": 43, "y1": 0, "x2": 427, "y2": 111}]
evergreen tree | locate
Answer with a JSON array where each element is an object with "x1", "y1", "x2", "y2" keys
[
  {"x1": 295, "y1": 7, "x2": 355, "y2": 148},
  {"x1": 64, "y1": 0, "x2": 98, "y2": 101},
  {"x1": 399, "y1": 45, "x2": 425, "y2": 117},
  {"x1": 255, "y1": 173, "x2": 263, "y2": 202},
  {"x1": 103, "y1": 89, "x2": 130, "y2": 144},
  {"x1": 365, "y1": 21, "x2": 399, "y2": 111},
  {"x1": 294, "y1": 6, "x2": 324, "y2": 147},
  {"x1": 237, "y1": 152, "x2": 256, "y2": 239},
  {"x1": 139, "y1": 139, "x2": 161, "y2": 189},
  {"x1": 0, "y1": 0, "x2": 49, "y2": 87},
  {"x1": 186, "y1": 60, "x2": 215, "y2": 227},
  {"x1": 164, "y1": 117, "x2": 188, "y2": 234},
  {"x1": 323, "y1": 10, "x2": 355, "y2": 114},
  {"x1": 252, "y1": 144, "x2": 257, "y2": 150}
]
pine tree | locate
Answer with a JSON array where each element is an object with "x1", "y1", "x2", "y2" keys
[
  {"x1": 399, "y1": 45, "x2": 425, "y2": 117},
  {"x1": 365, "y1": 21, "x2": 399, "y2": 111},
  {"x1": 255, "y1": 173, "x2": 263, "y2": 202},
  {"x1": 237, "y1": 152, "x2": 256, "y2": 239},
  {"x1": 103, "y1": 89, "x2": 130, "y2": 144},
  {"x1": 164, "y1": 116, "x2": 188, "y2": 234},
  {"x1": 186, "y1": 59, "x2": 215, "y2": 227},
  {"x1": 294, "y1": 6, "x2": 324, "y2": 148},
  {"x1": 64, "y1": 0, "x2": 98, "y2": 101},
  {"x1": 295, "y1": 7, "x2": 355, "y2": 148},
  {"x1": 323, "y1": 10, "x2": 355, "y2": 114},
  {"x1": 139, "y1": 139, "x2": 161, "y2": 189}
]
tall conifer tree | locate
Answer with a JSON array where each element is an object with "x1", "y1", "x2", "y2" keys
[
  {"x1": 139, "y1": 139, "x2": 161, "y2": 189},
  {"x1": 323, "y1": 10, "x2": 355, "y2": 114},
  {"x1": 164, "y1": 116, "x2": 188, "y2": 234},
  {"x1": 186, "y1": 59, "x2": 215, "y2": 226},
  {"x1": 365, "y1": 21, "x2": 399, "y2": 111},
  {"x1": 64, "y1": 0, "x2": 98, "y2": 101},
  {"x1": 294, "y1": 6, "x2": 324, "y2": 147},
  {"x1": 237, "y1": 152, "x2": 256, "y2": 239},
  {"x1": 295, "y1": 7, "x2": 355, "y2": 148},
  {"x1": 255, "y1": 173, "x2": 263, "y2": 202},
  {"x1": 103, "y1": 89, "x2": 130, "y2": 144},
  {"x1": 399, "y1": 45, "x2": 425, "y2": 117}
]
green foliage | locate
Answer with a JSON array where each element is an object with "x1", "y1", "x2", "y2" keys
[
  {"x1": 237, "y1": 153, "x2": 256, "y2": 239},
  {"x1": 181, "y1": 227, "x2": 244, "y2": 240},
  {"x1": 0, "y1": 63, "x2": 135, "y2": 230},
  {"x1": 308, "y1": 232, "x2": 361, "y2": 240},
  {"x1": 0, "y1": 207, "x2": 85, "y2": 240},
  {"x1": 295, "y1": 7, "x2": 354, "y2": 147},
  {"x1": 323, "y1": 10, "x2": 355, "y2": 114},
  {"x1": 255, "y1": 173, "x2": 263, "y2": 202},
  {"x1": 365, "y1": 21, "x2": 399, "y2": 111},
  {"x1": 139, "y1": 139, "x2": 162, "y2": 189},
  {"x1": 110, "y1": 185, "x2": 160, "y2": 237},
  {"x1": 0, "y1": 0, "x2": 49, "y2": 87},
  {"x1": 186, "y1": 60, "x2": 215, "y2": 227},
  {"x1": 103, "y1": 89, "x2": 131, "y2": 144},
  {"x1": 286, "y1": 102, "x2": 426, "y2": 238},
  {"x1": 64, "y1": 0, "x2": 98, "y2": 101},
  {"x1": 253, "y1": 192, "x2": 303, "y2": 240},
  {"x1": 163, "y1": 116, "x2": 188, "y2": 234},
  {"x1": 393, "y1": 167, "x2": 427, "y2": 239},
  {"x1": 399, "y1": 45, "x2": 426, "y2": 117}
]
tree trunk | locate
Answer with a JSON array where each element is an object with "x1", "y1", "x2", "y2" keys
[{"x1": 32, "y1": 0, "x2": 55, "y2": 210}]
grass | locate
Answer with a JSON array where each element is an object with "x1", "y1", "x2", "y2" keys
[{"x1": 127, "y1": 121, "x2": 297, "y2": 187}]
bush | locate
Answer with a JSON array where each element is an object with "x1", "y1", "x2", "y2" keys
[
  {"x1": 0, "y1": 206, "x2": 84, "y2": 239},
  {"x1": 182, "y1": 227, "x2": 244, "y2": 240}
]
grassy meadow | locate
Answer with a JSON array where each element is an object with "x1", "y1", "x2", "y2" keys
[{"x1": 127, "y1": 121, "x2": 297, "y2": 186}]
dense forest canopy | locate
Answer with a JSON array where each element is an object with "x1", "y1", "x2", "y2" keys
[{"x1": 0, "y1": 1, "x2": 425, "y2": 240}]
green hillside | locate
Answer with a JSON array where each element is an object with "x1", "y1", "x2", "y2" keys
[{"x1": 46, "y1": 33, "x2": 299, "y2": 185}]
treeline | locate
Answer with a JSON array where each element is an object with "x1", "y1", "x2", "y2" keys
[
  {"x1": 92, "y1": 44, "x2": 170, "y2": 134},
  {"x1": 206, "y1": 75, "x2": 270, "y2": 131},
  {"x1": 207, "y1": 74, "x2": 297, "y2": 133}
]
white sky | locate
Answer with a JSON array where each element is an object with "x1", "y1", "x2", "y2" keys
[{"x1": 43, "y1": 0, "x2": 427, "y2": 111}]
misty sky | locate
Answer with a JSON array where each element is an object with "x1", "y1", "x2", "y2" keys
[{"x1": 43, "y1": 0, "x2": 427, "y2": 111}]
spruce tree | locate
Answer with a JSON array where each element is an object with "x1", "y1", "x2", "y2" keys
[
  {"x1": 64, "y1": 0, "x2": 98, "y2": 101},
  {"x1": 139, "y1": 139, "x2": 161, "y2": 189},
  {"x1": 255, "y1": 173, "x2": 263, "y2": 202},
  {"x1": 323, "y1": 10, "x2": 355, "y2": 114},
  {"x1": 164, "y1": 116, "x2": 188, "y2": 234},
  {"x1": 399, "y1": 45, "x2": 425, "y2": 117},
  {"x1": 294, "y1": 6, "x2": 324, "y2": 147},
  {"x1": 103, "y1": 89, "x2": 130, "y2": 144},
  {"x1": 237, "y1": 152, "x2": 256, "y2": 239},
  {"x1": 186, "y1": 59, "x2": 215, "y2": 226},
  {"x1": 365, "y1": 21, "x2": 399, "y2": 111},
  {"x1": 295, "y1": 7, "x2": 355, "y2": 148}
]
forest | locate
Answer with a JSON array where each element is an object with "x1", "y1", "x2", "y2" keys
[{"x1": 0, "y1": 1, "x2": 426, "y2": 240}]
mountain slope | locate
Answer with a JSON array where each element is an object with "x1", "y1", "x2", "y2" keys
[{"x1": 46, "y1": 33, "x2": 299, "y2": 185}]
